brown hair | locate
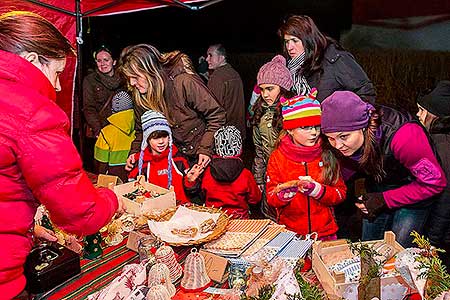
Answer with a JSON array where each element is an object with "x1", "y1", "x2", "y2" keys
[
  {"x1": 275, "y1": 131, "x2": 341, "y2": 185},
  {"x1": 359, "y1": 108, "x2": 385, "y2": 182},
  {"x1": 147, "y1": 130, "x2": 169, "y2": 142},
  {"x1": 251, "y1": 87, "x2": 294, "y2": 129},
  {"x1": 278, "y1": 15, "x2": 339, "y2": 77},
  {"x1": 0, "y1": 11, "x2": 74, "y2": 61}
]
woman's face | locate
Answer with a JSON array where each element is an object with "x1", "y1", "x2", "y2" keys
[
  {"x1": 95, "y1": 50, "x2": 115, "y2": 76},
  {"x1": 284, "y1": 34, "x2": 304, "y2": 59},
  {"x1": 288, "y1": 125, "x2": 321, "y2": 147},
  {"x1": 325, "y1": 130, "x2": 365, "y2": 156},
  {"x1": 38, "y1": 58, "x2": 66, "y2": 92},
  {"x1": 259, "y1": 84, "x2": 280, "y2": 106},
  {"x1": 128, "y1": 71, "x2": 149, "y2": 94}
]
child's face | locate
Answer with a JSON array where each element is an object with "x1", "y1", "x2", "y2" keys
[
  {"x1": 288, "y1": 125, "x2": 321, "y2": 147},
  {"x1": 259, "y1": 84, "x2": 280, "y2": 106},
  {"x1": 149, "y1": 136, "x2": 169, "y2": 155}
]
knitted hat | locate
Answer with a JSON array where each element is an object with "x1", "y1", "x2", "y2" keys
[
  {"x1": 257, "y1": 55, "x2": 293, "y2": 90},
  {"x1": 111, "y1": 90, "x2": 133, "y2": 113},
  {"x1": 417, "y1": 81, "x2": 450, "y2": 118},
  {"x1": 138, "y1": 110, "x2": 173, "y2": 188},
  {"x1": 214, "y1": 126, "x2": 242, "y2": 157},
  {"x1": 180, "y1": 249, "x2": 211, "y2": 292},
  {"x1": 281, "y1": 88, "x2": 321, "y2": 130},
  {"x1": 321, "y1": 91, "x2": 374, "y2": 134}
]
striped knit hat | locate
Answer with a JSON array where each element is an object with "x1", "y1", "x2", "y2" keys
[
  {"x1": 138, "y1": 110, "x2": 173, "y2": 188},
  {"x1": 281, "y1": 88, "x2": 321, "y2": 130}
]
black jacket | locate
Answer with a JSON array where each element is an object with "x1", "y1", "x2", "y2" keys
[
  {"x1": 306, "y1": 44, "x2": 376, "y2": 104},
  {"x1": 427, "y1": 117, "x2": 450, "y2": 245}
]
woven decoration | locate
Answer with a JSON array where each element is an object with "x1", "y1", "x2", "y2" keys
[
  {"x1": 180, "y1": 248, "x2": 212, "y2": 292},
  {"x1": 155, "y1": 245, "x2": 183, "y2": 282},
  {"x1": 146, "y1": 284, "x2": 171, "y2": 300},
  {"x1": 147, "y1": 263, "x2": 176, "y2": 297}
]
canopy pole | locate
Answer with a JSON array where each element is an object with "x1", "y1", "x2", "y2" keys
[
  {"x1": 75, "y1": 0, "x2": 86, "y2": 158},
  {"x1": 22, "y1": 0, "x2": 75, "y2": 16}
]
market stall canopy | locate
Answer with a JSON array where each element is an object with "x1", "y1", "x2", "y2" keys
[{"x1": 0, "y1": 0, "x2": 219, "y2": 130}]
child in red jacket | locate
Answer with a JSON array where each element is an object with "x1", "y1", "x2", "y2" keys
[
  {"x1": 128, "y1": 110, "x2": 190, "y2": 204},
  {"x1": 266, "y1": 89, "x2": 346, "y2": 240},
  {"x1": 185, "y1": 126, "x2": 261, "y2": 218}
]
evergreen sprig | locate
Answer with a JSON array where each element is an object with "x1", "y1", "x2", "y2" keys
[
  {"x1": 348, "y1": 240, "x2": 385, "y2": 286},
  {"x1": 293, "y1": 259, "x2": 325, "y2": 300},
  {"x1": 410, "y1": 231, "x2": 450, "y2": 299},
  {"x1": 240, "y1": 284, "x2": 275, "y2": 300}
]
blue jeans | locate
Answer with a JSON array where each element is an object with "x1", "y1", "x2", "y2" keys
[{"x1": 362, "y1": 207, "x2": 430, "y2": 248}]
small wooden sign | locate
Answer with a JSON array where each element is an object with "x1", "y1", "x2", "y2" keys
[{"x1": 199, "y1": 250, "x2": 228, "y2": 283}]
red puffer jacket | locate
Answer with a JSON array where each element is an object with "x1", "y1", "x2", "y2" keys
[
  {"x1": 0, "y1": 50, "x2": 118, "y2": 299},
  {"x1": 266, "y1": 136, "x2": 346, "y2": 238}
]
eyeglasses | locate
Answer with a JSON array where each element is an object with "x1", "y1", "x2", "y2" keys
[{"x1": 297, "y1": 125, "x2": 321, "y2": 132}]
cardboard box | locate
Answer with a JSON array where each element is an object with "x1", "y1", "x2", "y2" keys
[
  {"x1": 113, "y1": 176, "x2": 176, "y2": 215},
  {"x1": 312, "y1": 231, "x2": 405, "y2": 300},
  {"x1": 96, "y1": 174, "x2": 123, "y2": 188}
]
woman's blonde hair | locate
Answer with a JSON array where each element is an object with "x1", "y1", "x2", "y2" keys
[
  {"x1": 119, "y1": 44, "x2": 169, "y2": 118},
  {"x1": 119, "y1": 44, "x2": 197, "y2": 123}
]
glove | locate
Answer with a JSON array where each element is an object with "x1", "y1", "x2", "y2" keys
[
  {"x1": 299, "y1": 180, "x2": 324, "y2": 199},
  {"x1": 277, "y1": 186, "x2": 298, "y2": 202},
  {"x1": 362, "y1": 192, "x2": 386, "y2": 219}
]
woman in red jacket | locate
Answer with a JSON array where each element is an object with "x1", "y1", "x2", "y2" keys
[
  {"x1": 0, "y1": 12, "x2": 120, "y2": 299},
  {"x1": 266, "y1": 89, "x2": 346, "y2": 239}
]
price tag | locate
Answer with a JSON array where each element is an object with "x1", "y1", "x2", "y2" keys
[{"x1": 199, "y1": 250, "x2": 228, "y2": 283}]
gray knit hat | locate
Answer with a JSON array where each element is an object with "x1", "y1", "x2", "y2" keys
[{"x1": 214, "y1": 126, "x2": 242, "y2": 157}]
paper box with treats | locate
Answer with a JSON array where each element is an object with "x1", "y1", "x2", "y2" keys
[
  {"x1": 312, "y1": 231, "x2": 408, "y2": 300},
  {"x1": 114, "y1": 176, "x2": 176, "y2": 215}
]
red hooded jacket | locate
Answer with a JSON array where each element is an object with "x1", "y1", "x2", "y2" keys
[
  {"x1": 128, "y1": 145, "x2": 190, "y2": 204},
  {"x1": 0, "y1": 50, "x2": 118, "y2": 299},
  {"x1": 266, "y1": 136, "x2": 346, "y2": 238}
]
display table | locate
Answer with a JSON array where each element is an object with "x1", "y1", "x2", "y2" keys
[{"x1": 34, "y1": 237, "x2": 230, "y2": 300}]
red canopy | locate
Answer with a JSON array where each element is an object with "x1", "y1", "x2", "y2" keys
[{"x1": 0, "y1": 0, "x2": 211, "y2": 128}]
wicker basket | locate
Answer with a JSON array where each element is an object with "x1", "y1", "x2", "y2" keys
[{"x1": 145, "y1": 204, "x2": 230, "y2": 247}]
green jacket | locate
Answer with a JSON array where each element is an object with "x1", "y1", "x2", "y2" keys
[
  {"x1": 95, "y1": 109, "x2": 135, "y2": 166},
  {"x1": 252, "y1": 103, "x2": 280, "y2": 185}
]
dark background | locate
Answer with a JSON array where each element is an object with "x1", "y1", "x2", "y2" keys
[{"x1": 81, "y1": 0, "x2": 352, "y2": 72}]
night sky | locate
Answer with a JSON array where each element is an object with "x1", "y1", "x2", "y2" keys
[{"x1": 81, "y1": 0, "x2": 351, "y2": 70}]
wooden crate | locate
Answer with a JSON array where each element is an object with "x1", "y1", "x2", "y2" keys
[
  {"x1": 113, "y1": 176, "x2": 176, "y2": 215},
  {"x1": 312, "y1": 231, "x2": 404, "y2": 300}
]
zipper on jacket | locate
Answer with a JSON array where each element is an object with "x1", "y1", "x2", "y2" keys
[{"x1": 304, "y1": 162, "x2": 311, "y2": 234}]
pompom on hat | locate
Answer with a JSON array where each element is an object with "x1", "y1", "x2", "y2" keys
[
  {"x1": 138, "y1": 110, "x2": 173, "y2": 188},
  {"x1": 257, "y1": 55, "x2": 293, "y2": 91},
  {"x1": 281, "y1": 88, "x2": 321, "y2": 130},
  {"x1": 417, "y1": 80, "x2": 450, "y2": 118},
  {"x1": 321, "y1": 91, "x2": 375, "y2": 134}
]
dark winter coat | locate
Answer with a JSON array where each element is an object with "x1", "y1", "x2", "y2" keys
[
  {"x1": 207, "y1": 63, "x2": 246, "y2": 138},
  {"x1": 83, "y1": 69, "x2": 124, "y2": 136},
  {"x1": 426, "y1": 117, "x2": 450, "y2": 245},
  {"x1": 305, "y1": 44, "x2": 376, "y2": 103}
]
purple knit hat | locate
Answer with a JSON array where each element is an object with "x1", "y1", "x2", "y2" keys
[
  {"x1": 321, "y1": 91, "x2": 375, "y2": 134},
  {"x1": 257, "y1": 55, "x2": 293, "y2": 90}
]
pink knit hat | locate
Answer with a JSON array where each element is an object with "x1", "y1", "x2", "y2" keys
[{"x1": 257, "y1": 55, "x2": 293, "y2": 90}]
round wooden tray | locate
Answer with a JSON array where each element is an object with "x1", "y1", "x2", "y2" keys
[{"x1": 145, "y1": 204, "x2": 230, "y2": 247}]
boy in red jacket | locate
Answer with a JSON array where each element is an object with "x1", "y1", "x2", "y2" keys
[
  {"x1": 185, "y1": 126, "x2": 261, "y2": 218},
  {"x1": 128, "y1": 110, "x2": 190, "y2": 204}
]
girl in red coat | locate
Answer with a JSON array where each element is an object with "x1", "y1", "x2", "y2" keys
[
  {"x1": 128, "y1": 110, "x2": 190, "y2": 204},
  {"x1": 185, "y1": 126, "x2": 261, "y2": 218},
  {"x1": 266, "y1": 89, "x2": 346, "y2": 239}
]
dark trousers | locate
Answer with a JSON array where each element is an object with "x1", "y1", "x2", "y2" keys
[{"x1": 362, "y1": 207, "x2": 430, "y2": 248}]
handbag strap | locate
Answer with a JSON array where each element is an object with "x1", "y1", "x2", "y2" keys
[{"x1": 98, "y1": 92, "x2": 115, "y2": 116}]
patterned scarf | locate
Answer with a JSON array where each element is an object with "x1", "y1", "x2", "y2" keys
[{"x1": 287, "y1": 52, "x2": 311, "y2": 96}]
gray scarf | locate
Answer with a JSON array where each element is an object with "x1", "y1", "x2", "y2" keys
[{"x1": 287, "y1": 52, "x2": 311, "y2": 96}]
